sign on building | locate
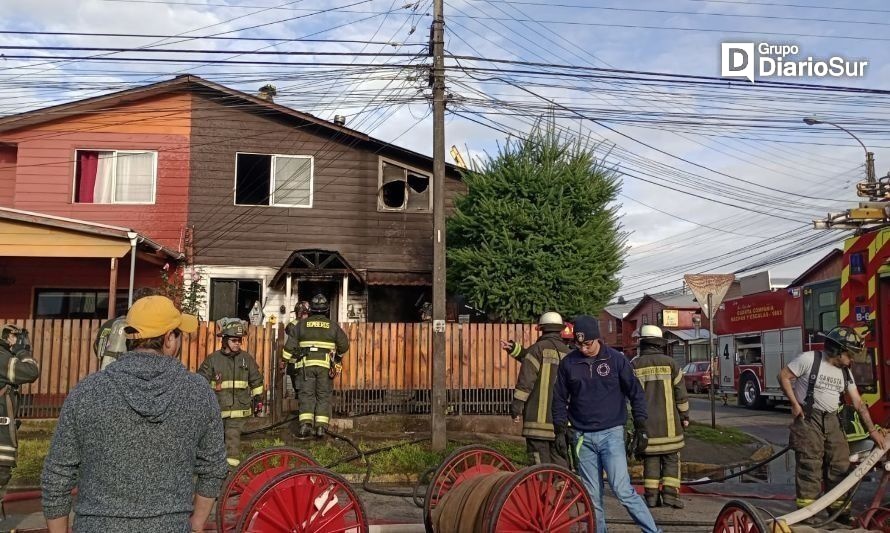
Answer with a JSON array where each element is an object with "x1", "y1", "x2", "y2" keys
[{"x1": 662, "y1": 309, "x2": 679, "y2": 327}]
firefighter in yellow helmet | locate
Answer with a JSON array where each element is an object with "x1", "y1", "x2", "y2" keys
[
  {"x1": 283, "y1": 294, "x2": 349, "y2": 439},
  {"x1": 502, "y1": 312, "x2": 571, "y2": 466},
  {"x1": 631, "y1": 325, "x2": 689, "y2": 509},
  {"x1": 198, "y1": 318, "x2": 264, "y2": 468},
  {"x1": 0, "y1": 325, "x2": 40, "y2": 504}
]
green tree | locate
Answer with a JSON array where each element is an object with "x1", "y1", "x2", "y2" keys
[{"x1": 447, "y1": 123, "x2": 626, "y2": 322}]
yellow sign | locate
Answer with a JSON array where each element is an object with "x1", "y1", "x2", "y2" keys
[{"x1": 663, "y1": 309, "x2": 679, "y2": 327}]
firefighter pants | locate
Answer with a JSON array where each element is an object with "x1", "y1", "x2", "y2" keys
[
  {"x1": 296, "y1": 365, "x2": 333, "y2": 427},
  {"x1": 643, "y1": 451, "x2": 681, "y2": 502},
  {"x1": 526, "y1": 438, "x2": 568, "y2": 468},
  {"x1": 789, "y1": 410, "x2": 850, "y2": 508},
  {"x1": 224, "y1": 417, "x2": 248, "y2": 467},
  {"x1": 286, "y1": 363, "x2": 300, "y2": 399}
]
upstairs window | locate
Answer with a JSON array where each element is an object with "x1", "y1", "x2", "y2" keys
[
  {"x1": 378, "y1": 158, "x2": 431, "y2": 212},
  {"x1": 74, "y1": 150, "x2": 157, "y2": 204},
  {"x1": 235, "y1": 153, "x2": 313, "y2": 208}
]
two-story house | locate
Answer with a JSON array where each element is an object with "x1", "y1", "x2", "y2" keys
[{"x1": 0, "y1": 75, "x2": 464, "y2": 322}]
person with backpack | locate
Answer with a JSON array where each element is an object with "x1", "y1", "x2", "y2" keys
[{"x1": 778, "y1": 326, "x2": 886, "y2": 519}]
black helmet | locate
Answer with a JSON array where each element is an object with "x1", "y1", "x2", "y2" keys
[
  {"x1": 310, "y1": 294, "x2": 329, "y2": 313},
  {"x1": 1, "y1": 324, "x2": 22, "y2": 339},
  {"x1": 821, "y1": 326, "x2": 865, "y2": 357}
]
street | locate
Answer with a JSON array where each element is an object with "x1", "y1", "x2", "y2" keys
[{"x1": 687, "y1": 396, "x2": 792, "y2": 446}]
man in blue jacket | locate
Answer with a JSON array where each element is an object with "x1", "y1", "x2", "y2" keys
[{"x1": 552, "y1": 315, "x2": 660, "y2": 533}]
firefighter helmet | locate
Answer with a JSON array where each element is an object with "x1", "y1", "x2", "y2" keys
[
  {"x1": 1, "y1": 324, "x2": 22, "y2": 340},
  {"x1": 821, "y1": 326, "x2": 865, "y2": 357},
  {"x1": 310, "y1": 294, "x2": 329, "y2": 313},
  {"x1": 217, "y1": 317, "x2": 247, "y2": 338},
  {"x1": 638, "y1": 324, "x2": 668, "y2": 346},
  {"x1": 538, "y1": 312, "x2": 563, "y2": 326}
]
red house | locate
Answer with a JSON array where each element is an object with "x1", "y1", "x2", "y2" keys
[{"x1": 623, "y1": 292, "x2": 707, "y2": 360}]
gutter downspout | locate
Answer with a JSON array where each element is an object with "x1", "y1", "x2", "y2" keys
[{"x1": 127, "y1": 231, "x2": 139, "y2": 307}]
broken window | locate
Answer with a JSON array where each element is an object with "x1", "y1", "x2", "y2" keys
[
  {"x1": 235, "y1": 153, "x2": 312, "y2": 207},
  {"x1": 378, "y1": 158, "x2": 431, "y2": 212}
]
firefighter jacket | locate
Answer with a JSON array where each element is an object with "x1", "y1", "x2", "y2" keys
[
  {"x1": 198, "y1": 350, "x2": 264, "y2": 419},
  {"x1": 632, "y1": 345, "x2": 689, "y2": 455},
  {"x1": 0, "y1": 341, "x2": 40, "y2": 466},
  {"x1": 510, "y1": 332, "x2": 570, "y2": 440},
  {"x1": 282, "y1": 314, "x2": 349, "y2": 370}
]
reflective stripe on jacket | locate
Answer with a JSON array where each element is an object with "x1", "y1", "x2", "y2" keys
[
  {"x1": 0, "y1": 342, "x2": 40, "y2": 465},
  {"x1": 511, "y1": 333, "x2": 570, "y2": 440},
  {"x1": 198, "y1": 350, "x2": 264, "y2": 419},
  {"x1": 632, "y1": 346, "x2": 689, "y2": 454},
  {"x1": 283, "y1": 315, "x2": 349, "y2": 370}
]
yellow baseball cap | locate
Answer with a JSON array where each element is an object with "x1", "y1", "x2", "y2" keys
[{"x1": 126, "y1": 295, "x2": 198, "y2": 339}]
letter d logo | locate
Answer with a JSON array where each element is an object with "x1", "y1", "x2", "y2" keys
[{"x1": 721, "y1": 42, "x2": 755, "y2": 83}]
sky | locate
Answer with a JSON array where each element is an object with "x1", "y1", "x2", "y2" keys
[{"x1": 2, "y1": 0, "x2": 889, "y2": 301}]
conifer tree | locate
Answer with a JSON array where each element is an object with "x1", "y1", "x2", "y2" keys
[{"x1": 447, "y1": 123, "x2": 626, "y2": 322}]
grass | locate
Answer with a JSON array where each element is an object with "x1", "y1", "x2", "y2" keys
[
  {"x1": 240, "y1": 437, "x2": 529, "y2": 478},
  {"x1": 686, "y1": 422, "x2": 753, "y2": 445}
]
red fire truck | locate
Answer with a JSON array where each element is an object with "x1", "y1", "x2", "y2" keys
[
  {"x1": 715, "y1": 279, "x2": 839, "y2": 409},
  {"x1": 716, "y1": 227, "x2": 889, "y2": 427}
]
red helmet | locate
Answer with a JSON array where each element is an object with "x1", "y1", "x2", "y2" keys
[{"x1": 561, "y1": 322, "x2": 574, "y2": 340}]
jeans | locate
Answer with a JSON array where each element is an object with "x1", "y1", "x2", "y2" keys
[{"x1": 574, "y1": 425, "x2": 660, "y2": 533}]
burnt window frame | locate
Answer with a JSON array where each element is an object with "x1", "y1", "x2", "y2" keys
[{"x1": 377, "y1": 156, "x2": 432, "y2": 213}]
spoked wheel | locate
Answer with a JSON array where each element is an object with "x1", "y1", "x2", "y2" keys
[
  {"x1": 216, "y1": 446, "x2": 317, "y2": 532},
  {"x1": 483, "y1": 464, "x2": 594, "y2": 533},
  {"x1": 712, "y1": 500, "x2": 768, "y2": 533},
  {"x1": 424, "y1": 445, "x2": 517, "y2": 532},
  {"x1": 236, "y1": 467, "x2": 369, "y2": 533}
]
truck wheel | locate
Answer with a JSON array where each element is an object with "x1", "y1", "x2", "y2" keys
[{"x1": 741, "y1": 376, "x2": 766, "y2": 410}]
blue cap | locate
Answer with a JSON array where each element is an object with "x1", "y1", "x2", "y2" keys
[{"x1": 572, "y1": 315, "x2": 600, "y2": 343}]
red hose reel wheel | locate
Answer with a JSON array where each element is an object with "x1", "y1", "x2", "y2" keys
[
  {"x1": 216, "y1": 446, "x2": 317, "y2": 532},
  {"x1": 712, "y1": 500, "x2": 768, "y2": 533},
  {"x1": 482, "y1": 464, "x2": 595, "y2": 533},
  {"x1": 236, "y1": 466, "x2": 369, "y2": 533},
  {"x1": 424, "y1": 445, "x2": 517, "y2": 532}
]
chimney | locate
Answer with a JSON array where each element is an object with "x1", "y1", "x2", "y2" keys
[
  {"x1": 257, "y1": 84, "x2": 277, "y2": 102},
  {"x1": 333, "y1": 115, "x2": 346, "y2": 126}
]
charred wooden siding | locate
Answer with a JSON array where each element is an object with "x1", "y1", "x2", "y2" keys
[{"x1": 188, "y1": 94, "x2": 464, "y2": 272}]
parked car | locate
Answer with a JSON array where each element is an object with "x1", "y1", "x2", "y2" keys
[{"x1": 682, "y1": 362, "x2": 712, "y2": 394}]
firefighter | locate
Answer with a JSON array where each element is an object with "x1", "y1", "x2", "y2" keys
[
  {"x1": 282, "y1": 301, "x2": 311, "y2": 401},
  {"x1": 503, "y1": 312, "x2": 571, "y2": 466},
  {"x1": 631, "y1": 325, "x2": 689, "y2": 509},
  {"x1": 0, "y1": 325, "x2": 40, "y2": 505},
  {"x1": 284, "y1": 294, "x2": 349, "y2": 439},
  {"x1": 778, "y1": 326, "x2": 886, "y2": 518},
  {"x1": 198, "y1": 318, "x2": 264, "y2": 468},
  {"x1": 93, "y1": 287, "x2": 156, "y2": 370}
]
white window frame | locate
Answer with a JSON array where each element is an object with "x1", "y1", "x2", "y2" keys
[
  {"x1": 234, "y1": 152, "x2": 314, "y2": 208},
  {"x1": 377, "y1": 156, "x2": 433, "y2": 213},
  {"x1": 72, "y1": 149, "x2": 158, "y2": 205}
]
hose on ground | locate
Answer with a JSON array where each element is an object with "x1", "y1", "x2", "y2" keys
[
  {"x1": 325, "y1": 427, "x2": 424, "y2": 499},
  {"x1": 240, "y1": 414, "x2": 300, "y2": 436},
  {"x1": 682, "y1": 445, "x2": 792, "y2": 486}
]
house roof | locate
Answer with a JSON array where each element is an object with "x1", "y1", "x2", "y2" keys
[
  {"x1": 650, "y1": 293, "x2": 701, "y2": 309},
  {"x1": 0, "y1": 206, "x2": 182, "y2": 259},
  {"x1": 787, "y1": 248, "x2": 843, "y2": 287},
  {"x1": 0, "y1": 75, "x2": 462, "y2": 177},
  {"x1": 664, "y1": 329, "x2": 711, "y2": 342},
  {"x1": 604, "y1": 301, "x2": 637, "y2": 319}
]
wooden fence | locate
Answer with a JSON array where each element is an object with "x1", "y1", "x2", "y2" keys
[{"x1": 1, "y1": 319, "x2": 538, "y2": 418}]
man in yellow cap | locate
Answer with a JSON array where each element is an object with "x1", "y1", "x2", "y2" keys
[{"x1": 42, "y1": 296, "x2": 227, "y2": 533}]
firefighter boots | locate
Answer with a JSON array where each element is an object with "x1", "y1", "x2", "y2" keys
[{"x1": 297, "y1": 423, "x2": 313, "y2": 439}]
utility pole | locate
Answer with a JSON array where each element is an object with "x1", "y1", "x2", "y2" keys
[{"x1": 430, "y1": 0, "x2": 448, "y2": 452}]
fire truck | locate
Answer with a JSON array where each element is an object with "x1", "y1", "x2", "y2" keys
[
  {"x1": 715, "y1": 279, "x2": 838, "y2": 409},
  {"x1": 716, "y1": 225, "x2": 889, "y2": 427}
]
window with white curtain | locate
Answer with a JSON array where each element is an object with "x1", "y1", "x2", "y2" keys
[
  {"x1": 74, "y1": 149, "x2": 157, "y2": 204},
  {"x1": 234, "y1": 153, "x2": 313, "y2": 208}
]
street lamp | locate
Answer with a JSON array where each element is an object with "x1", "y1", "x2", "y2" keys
[{"x1": 803, "y1": 117, "x2": 876, "y2": 199}]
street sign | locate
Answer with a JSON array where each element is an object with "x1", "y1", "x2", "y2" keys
[{"x1": 684, "y1": 274, "x2": 736, "y2": 319}]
